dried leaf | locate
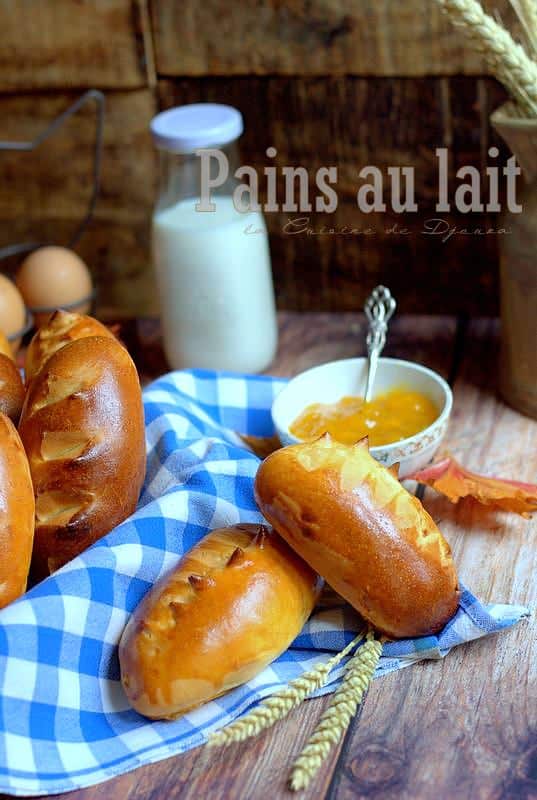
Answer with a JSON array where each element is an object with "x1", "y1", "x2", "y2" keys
[{"x1": 409, "y1": 456, "x2": 537, "y2": 516}]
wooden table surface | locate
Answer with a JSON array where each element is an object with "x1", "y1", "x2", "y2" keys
[{"x1": 11, "y1": 312, "x2": 536, "y2": 800}]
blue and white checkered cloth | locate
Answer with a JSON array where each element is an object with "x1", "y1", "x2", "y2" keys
[{"x1": 0, "y1": 370, "x2": 529, "y2": 796}]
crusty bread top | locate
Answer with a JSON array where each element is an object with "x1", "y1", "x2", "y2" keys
[
  {"x1": 25, "y1": 309, "x2": 114, "y2": 384},
  {"x1": 291, "y1": 435, "x2": 453, "y2": 568}
]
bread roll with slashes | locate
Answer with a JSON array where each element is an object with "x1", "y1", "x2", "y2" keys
[
  {"x1": 19, "y1": 335, "x2": 145, "y2": 577},
  {"x1": 255, "y1": 434, "x2": 459, "y2": 639},
  {"x1": 119, "y1": 524, "x2": 319, "y2": 719}
]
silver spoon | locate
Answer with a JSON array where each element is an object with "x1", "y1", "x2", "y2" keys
[{"x1": 364, "y1": 285, "x2": 396, "y2": 402}]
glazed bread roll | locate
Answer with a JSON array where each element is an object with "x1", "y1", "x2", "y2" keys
[
  {"x1": 25, "y1": 309, "x2": 115, "y2": 384},
  {"x1": 119, "y1": 524, "x2": 319, "y2": 719},
  {"x1": 255, "y1": 435, "x2": 459, "y2": 639},
  {"x1": 0, "y1": 353, "x2": 24, "y2": 423},
  {"x1": 19, "y1": 335, "x2": 146, "y2": 577},
  {"x1": 0, "y1": 413, "x2": 35, "y2": 607}
]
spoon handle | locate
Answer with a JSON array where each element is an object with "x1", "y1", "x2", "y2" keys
[{"x1": 364, "y1": 286, "x2": 396, "y2": 402}]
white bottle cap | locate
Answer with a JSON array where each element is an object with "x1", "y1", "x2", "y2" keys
[{"x1": 150, "y1": 104, "x2": 244, "y2": 153}]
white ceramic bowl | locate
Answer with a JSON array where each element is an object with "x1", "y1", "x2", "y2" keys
[{"x1": 272, "y1": 357, "x2": 452, "y2": 478}]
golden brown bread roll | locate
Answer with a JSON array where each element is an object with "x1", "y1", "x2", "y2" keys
[
  {"x1": 25, "y1": 309, "x2": 114, "y2": 384},
  {"x1": 0, "y1": 354, "x2": 24, "y2": 423},
  {"x1": 119, "y1": 524, "x2": 319, "y2": 719},
  {"x1": 0, "y1": 330, "x2": 14, "y2": 361},
  {"x1": 19, "y1": 335, "x2": 146, "y2": 577},
  {"x1": 255, "y1": 435, "x2": 459, "y2": 639},
  {"x1": 0, "y1": 412, "x2": 35, "y2": 607}
]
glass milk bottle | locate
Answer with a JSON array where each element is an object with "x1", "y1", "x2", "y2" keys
[{"x1": 150, "y1": 103, "x2": 278, "y2": 372}]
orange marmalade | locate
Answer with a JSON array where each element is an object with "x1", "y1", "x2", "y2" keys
[{"x1": 289, "y1": 388, "x2": 439, "y2": 447}]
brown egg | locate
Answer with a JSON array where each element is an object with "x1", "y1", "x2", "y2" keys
[
  {"x1": 16, "y1": 247, "x2": 93, "y2": 327},
  {"x1": 0, "y1": 276, "x2": 27, "y2": 351}
]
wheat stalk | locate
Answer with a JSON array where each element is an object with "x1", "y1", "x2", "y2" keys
[
  {"x1": 436, "y1": 0, "x2": 537, "y2": 117},
  {"x1": 208, "y1": 630, "x2": 366, "y2": 748},
  {"x1": 288, "y1": 631, "x2": 383, "y2": 792},
  {"x1": 510, "y1": 0, "x2": 537, "y2": 55}
]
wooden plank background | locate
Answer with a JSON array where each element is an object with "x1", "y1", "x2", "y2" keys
[
  {"x1": 0, "y1": 0, "x2": 519, "y2": 316},
  {"x1": 150, "y1": 0, "x2": 519, "y2": 77},
  {"x1": 0, "y1": 90, "x2": 158, "y2": 316},
  {"x1": 0, "y1": 0, "x2": 151, "y2": 91}
]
